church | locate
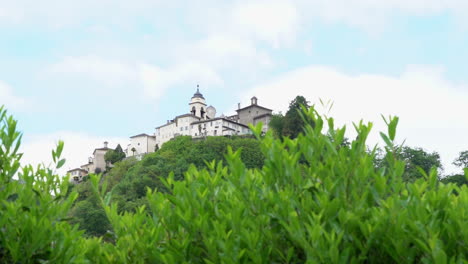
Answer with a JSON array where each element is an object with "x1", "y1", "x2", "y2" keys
[
  {"x1": 68, "y1": 87, "x2": 273, "y2": 183},
  {"x1": 125, "y1": 86, "x2": 273, "y2": 158}
]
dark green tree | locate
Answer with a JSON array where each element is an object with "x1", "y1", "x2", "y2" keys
[
  {"x1": 268, "y1": 113, "x2": 284, "y2": 138},
  {"x1": 453, "y1": 150, "x2": 468, "y2": 169},
  {"x1": 104, "y1": 144, "x2": 126, "y2": 164},
  {"x1": 397, "y1": 146, "x2": 442, "y2": 182},
  {"x1": 282, "y1": 96, "x2": 311, "y2": 139},
  {"x1": 441, "y1": 174, "x2": 468, "y2": 187}
]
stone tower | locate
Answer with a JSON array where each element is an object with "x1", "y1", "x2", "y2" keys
[{"x1": 189, "y1": 85, "x2": 207, "y2": 119}]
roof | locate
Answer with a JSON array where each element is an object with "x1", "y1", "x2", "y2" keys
[
  {"x1": 130, "y1": 133, "x2": 155, "y2": 138},
  {"x1": 190, "y1": 117, "x2": 250, "y2": 129},
  {"x1": 155, "y1": 114, "x2": 201, "y2": 129},
  {"x1": 253, "y1": 113, "x2": 272, "y2": 120},
  {"x1": 176, "y1": 113, "x2": 200, "y2": 120},
  {"x1": 191, "y1": 87, "x2": 205, "y2": 99},
  {"x1": 67, "y1": 168, "x2": 88, "y2": 173},
  {"x1": 236, "y1": 104, "x2": 273, "y2": 113},
  {"x1": 93, "y1": 147, "x2": 110, "y2": 155}
]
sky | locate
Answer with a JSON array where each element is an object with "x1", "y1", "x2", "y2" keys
[{"x1": 1, "y1": 0, "x2": 468, "y2": 175}]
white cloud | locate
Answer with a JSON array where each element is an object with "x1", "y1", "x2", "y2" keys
[
  {"x1": 244, "y1": 65, "x2": 468, "y2": 174},
  {"x1": 174, "y1": 35, "x2": 274, "y2": 69},
  {"x1": 298, "y1": 0, "x2": 468, "y2": 32},
  {"x1": 20, "y1": 131, "x2": 128, "y2": 176},
  {"x1": 48, "y1": 56, "x2": 136, "y2": 86},
  {"x1": 47, "y1": 56, "x2": 223, "y2": 100},
  {"x1": 0, "y1": 0, "x2": 164, "y2": 28},
  {"x1": 231, "y1": 0, "x2": 300, "y2": 47},
  {"x1": 140, "y1": 62, "x2": 223, "y2": 100},
  {"x1": 3, "y1": 0, "x2": 468, "y2": 33},
  {"x1": 0, "y1": 81, "x2": 27, "y2": 110}
]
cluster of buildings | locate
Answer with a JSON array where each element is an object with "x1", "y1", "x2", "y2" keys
[{"x1": 68, "y1": 87, "x2": 273, "y2": 183}]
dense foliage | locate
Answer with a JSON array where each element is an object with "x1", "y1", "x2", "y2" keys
[
  {"x1": 104, "y1": 144, "x2": 126, "y2": 164},
  {"x1": 110, "y1": 135, "x2": 264, "y2": 213},
  {"x1": 269, "y1": 95, "x2": 312, "y2": 139},
  {"x1": 1, "y1": 105, "x2": 467, "y2": 263}
]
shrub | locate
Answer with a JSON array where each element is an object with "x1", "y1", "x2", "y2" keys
[
  {"x1": 1, "y1": 105, "x2": 467, "y2": 263},
  {"x1": 92, "y1": 107, "x2": 468, "y2": 263}
]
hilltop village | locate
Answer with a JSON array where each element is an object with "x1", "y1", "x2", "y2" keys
[{"x1": 68, "y1": 87, "x2": 273, "y2": 183}]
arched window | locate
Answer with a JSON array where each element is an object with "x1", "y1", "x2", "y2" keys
[
  {"x1": 191, "y1": 106, "x2": 196, "y2": 116},
  {"x1": 200, "y1": 107, "x2": 205, "y2": 118}
]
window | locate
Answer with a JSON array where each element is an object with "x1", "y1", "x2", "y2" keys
[
  {"x1": 138, "y1": 143, "x2": 140, "y2": 146},
  {"x1": 214, "y1": 130, "x2": 217, "y2": 135}
]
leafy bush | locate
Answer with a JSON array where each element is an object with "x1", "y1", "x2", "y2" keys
[
  {"x1": 109, "y1": 135, "x2": 264, "y2": 213},
  {"x1": 1, "y1": 105, "x2": 467, "y2": 263},
  {"x1": 92, "y1": 107, "x2": 467, "y2": 263},
  {"x1": 0, "y1": 106, "x2": 95, "y2": 263}
]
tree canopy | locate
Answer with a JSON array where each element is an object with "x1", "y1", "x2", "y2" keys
[
  {"x1": 453, "y1": 150, "x2": 468, "y2": 169},
  {"x1": 104, "y1": 144, "x2": 126, "y2": 164}
]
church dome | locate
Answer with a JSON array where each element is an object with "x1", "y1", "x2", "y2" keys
[{"x1": 192, "y1": 87, "x2": 205, "y2": 99}]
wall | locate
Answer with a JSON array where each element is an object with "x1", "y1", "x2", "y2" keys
[
  {"x1": 93, "y1": 149, "x2": 108, "y2": 172},
  {"x1": 127, "y1": 136, "x2": 157, "y2": 157},
  {"x1": 237, "y1": 106, "x2": 272, "y2": 127}
]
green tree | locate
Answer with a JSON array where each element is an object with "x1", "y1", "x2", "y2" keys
[
  {"x1": 441, "y1": 173, "x2": 468, "y2": 187},
  {"x1": 282, "y1": 95, "x2": 311, "y2": 139},
  {"x1": 398, "y1": 146, "x2": 442, "y2": 182},
  {"x1": 453, "y1": 150, "x2": 468, "y2": 169},
  {"x1": 268, "y1": 113, "x2": 284, "y2": 138},
  {"x1": 104, "y1": 144, "x2": 126, "y2": 164}
]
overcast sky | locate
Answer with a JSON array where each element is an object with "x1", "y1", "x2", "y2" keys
[{"x1": 1, "y1": 0, "x2": 467, "y2": 175}]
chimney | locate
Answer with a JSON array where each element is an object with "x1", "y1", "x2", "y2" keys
[
  {"x1": 104, "y1": 141, "x2": 108, "y2": 148},
  {"x1": 88, "y1": 157, "x2": 93, "y2": 163},
  {"x1": 238, "y1": 103, "x2": 241, "y2": 109}
]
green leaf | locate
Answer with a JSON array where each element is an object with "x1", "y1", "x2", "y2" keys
[{"x1": 56, "y1": 158, "x2": 66, "y2": 169}]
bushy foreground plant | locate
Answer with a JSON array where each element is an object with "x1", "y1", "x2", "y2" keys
[
  {"x1": 1, "y1": 105, "x2": 467, "y2": 263},
  {"x1": 0, "y1": 106, "x2": 100, "y2": 263},
  {"x1": 90, "y1": 108, "x2": 467, "y2": 263}
]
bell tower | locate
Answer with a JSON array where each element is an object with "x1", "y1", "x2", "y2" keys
[{"x1": 189, "y1": 85, "x2": 207, "y2": 119}]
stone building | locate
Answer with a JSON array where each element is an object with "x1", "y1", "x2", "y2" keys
[
  {"x1": 153, "y1": 87, "x2": 272, "y2": 148},
  {"x1": 69, "y1": 141, "x2": 112, "y2": 183},
  {"x1": 69, "y1": 86, "x2": 274, "y2": 183},
  {"x1": 233, "y1": 96, "x2": 272, "y2": 133}
]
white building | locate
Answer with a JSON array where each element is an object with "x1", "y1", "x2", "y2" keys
[
  {"x1": 125, "y1": 133, "x2": 157, "y2": 159},
  {"x1": 67, "y1": 168, "x2": 88, "y2": 184},
  {"x1": 154, "y1": 87, "x2": 272, "y2": 147},
  {"x1": 69, "y1": 86, "x2": 274, "y2": 183},
  {"x1": 68, "y1": 141, "x2": 111, "y2": 183}
]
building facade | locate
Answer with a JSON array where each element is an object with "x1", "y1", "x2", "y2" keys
[
  {"x1": 69, "y1": 141, "x2": 111, "y2": 183},
  {"x1": 69, "y1": 87, "x2": 274, "y2": 183},
  {"x1": 126, "y1": 133, "x2": 157, "y2": 159},
  {"x1": 153, "y1": 88, "x2": 272, "y2": 148},
  {"x1": 67, "y1": 168, "x2": 88, "y2": 183}
]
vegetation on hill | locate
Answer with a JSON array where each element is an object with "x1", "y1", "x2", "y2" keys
[
  {"x1": 1, "y1": 104, "x2": 468, "y2": 263},
  {"x1": 104, "y1": 144, "x2": 126, "y2": 165},
  {"x1": 70, "y1": 135, "x2": 264, "y2": 236}
]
